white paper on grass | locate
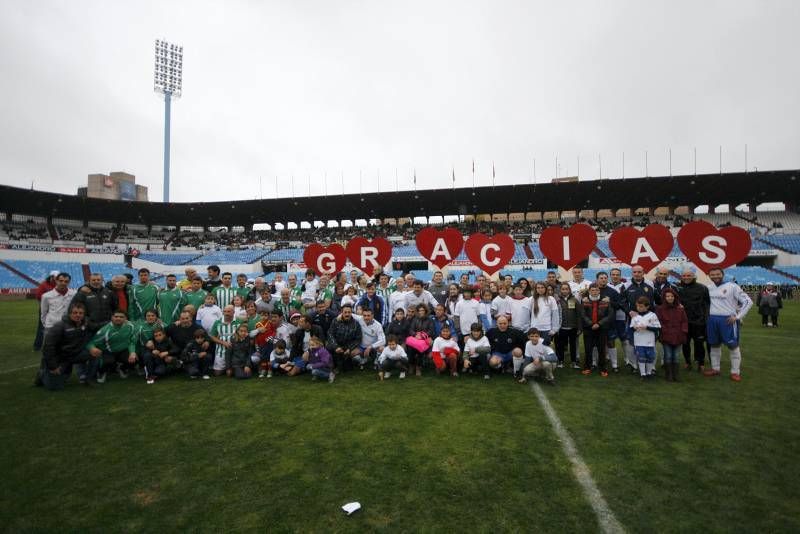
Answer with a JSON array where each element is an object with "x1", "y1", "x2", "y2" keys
[{"x1": 341, "y1": 502, "x2": 361, "y2": 515}]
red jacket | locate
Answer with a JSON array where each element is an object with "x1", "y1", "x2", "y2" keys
[
  {"x1": 35, "y1": 279, "x2": 55, "y2": 301},
  {"x1": 655, "y1": 288, "x2": 688, "y2": 346}
]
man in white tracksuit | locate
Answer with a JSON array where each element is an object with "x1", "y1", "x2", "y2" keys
[{"x1": 703, "y1": 267, "x2": 753, "y2": 382}]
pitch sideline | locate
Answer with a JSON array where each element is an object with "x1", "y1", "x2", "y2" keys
[{"x1": 531, "y1": 382, "x2": 626, "y2": 534}]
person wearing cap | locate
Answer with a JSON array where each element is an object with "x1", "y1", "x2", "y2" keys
[
  {"x1": 41, "y1": 273, "x2": 77, "y2": 334},
  {"x1": 676, "y1": 266, "x2": 710, "y2": 372},
  {"x1": 756, "y1": 282, "x2": 783, "y2": 327},
  {"x1": 32, "y1": 270, "x2": 59, "y2": 350}
]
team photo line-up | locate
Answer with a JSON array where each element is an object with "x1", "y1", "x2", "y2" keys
[{"x1": 34, "y1": 254, "x2": 754, "y2": 390}]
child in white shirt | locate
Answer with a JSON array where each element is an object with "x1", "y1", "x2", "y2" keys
[
  {"x1": 630, "y1": 296, "x2": 662, "y2": 379},
  {"x1": 463, "y1": 323, "x2": 491, "y2": 379},
  {"x1": 196, "y1": 294, "x2": 223, "y2": 332},
  {"x1": 521, "y1": 328, "x2": 558, "y2": 385},
  {"x1": 378, "y1": 335, "x2": 409, "y2": 380},
  {"x1": 431, "y1": 325, "x2": 461, "y2": 377}
]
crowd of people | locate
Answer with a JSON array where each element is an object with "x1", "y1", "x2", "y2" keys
[{"x1": 33, "y1": 259, "x2": 756, "y2": 391}]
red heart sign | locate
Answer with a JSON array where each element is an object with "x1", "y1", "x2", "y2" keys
[
  {"x1": 464, "y1": 233, "x2": 515, "y2": 275},
  {"x1": 303, "y1": 243, "x2": 347, "y2": 276},
  {"x1": 539, "y1": 223, "x2": 597, "y2": 270},
  {"x1": 608, "y1": 224, "x2": 674, "y2": 272},
  {"x1": 345, "y1": 237, "x2": 393, "y2": 276},
  {"x1": 676, "y1": 220, "x2": 751, "y2": 274},
  {"x1": 415, "y1": 227, "x2": 464, "y2": 269}
]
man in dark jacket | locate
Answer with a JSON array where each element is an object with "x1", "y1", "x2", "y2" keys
[
  {"x1": 487, "y1": 316, "x2": 527, "y2": 375},
  {"x1": 290, "y1": 315, "x2": 324, "y2": 360},
  {"x1": 70, "y1": 273, "x2": 117, "y2": 334},
  {"x1": 580, "y1": 283, "x2": 612, "y2": 376},
  {"x1": 36, "y1": 303, "x2": 95, "y2": 390},
  {"x1": 621, "y1": 265, "x2": 655, "y2": 368},
  {"x1": 310, "y1": 301, "x2": 336, "y2": 339},
  {"x1": 652, "y1": 267, "x2": 678, "y2": 306},
  {"x1": 326, "y1": 304, "x2": 362, "y2": 372},
  {"x1": 676, "y1": 267, "x2": 710, "y2": 371}
]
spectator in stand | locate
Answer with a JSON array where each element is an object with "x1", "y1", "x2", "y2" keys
[
  {"x1": 32, "y1": 270, "x2": 58, "y2": 351},
  {"x1": 756, "y1": 282, "x2": 783, "y2": 327},
  {"x1": 41, "y1": 273, "x2": 77, "y2": 334},
  {"x1": 676, "y1": 267, "x2": 710, "y2": 372},
  {"x1": 70, "y1": 272, "x2": 116, "y2": 335}
]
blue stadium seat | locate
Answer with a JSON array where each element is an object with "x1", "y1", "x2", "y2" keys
[{"x1": 3, "y1": 260, "x2": 85, "y2": 288}]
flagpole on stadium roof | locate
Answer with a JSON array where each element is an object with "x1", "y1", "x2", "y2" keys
[
  {"x1": 745, "y1": 144, "x2": 748, "y2": 173},
  {"x1": 598, "y1": 154, "x2": 602, "y2": 179},
  {"x1": 577, "y1": 155, "x2": 580, "y2": 178},
  {"x1": 533, "y1": 157, "x2": 536, "y2": 182},
  {"x1": 395, "y1": 168, "x2": 398, "y2": 192},
  {"x1": 694, "y1": 147, "x2": 697, "y2": 176},
  {"x1": 669, "y1": 148, "x2": 672, "y2": 177},
  {"x1": 645, "y1": 151, "x2": 648, "y2": 177},
  {"x1": 622, "y1": 152, "x2": 625, "y2": 179},
  {"x1": 719, "y1": 145, "x2": 723, "y2": 175},
  {"x1": 324, "y1": 171, "x2": 328, "y2": 196}
]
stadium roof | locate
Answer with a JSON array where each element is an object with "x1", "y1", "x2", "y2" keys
[{"x1": 1, "y1": 170, "x2": 798, "y2": 227}]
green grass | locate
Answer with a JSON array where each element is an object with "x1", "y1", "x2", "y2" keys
[{"x1": 0, "y1": 298, "x2": 798, "y2": 532}]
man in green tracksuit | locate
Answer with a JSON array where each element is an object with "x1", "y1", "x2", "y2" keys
[
  {"x1": 87, "y1": 310, "x2": 138, "y2": 383},
  {"x1": 184, "y1": 277, "x2": 208, "y2": 314},
  {"x1": 128, "y1": 268, "x2": 160, "y2": 322},
  {"x1": 158, "y1": 274, "x2": 185, "y2": 324}
]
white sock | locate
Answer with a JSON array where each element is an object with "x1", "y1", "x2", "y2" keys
[
  {"x1": 638, "y1": 362, "x2": 647, "y2": 376},
  {"x1": 608, "y1": 347, "x2": 618, "y2": 368},
  {"x1": 730, "y1": 347, "x2": 742, "y2": 375},
  {"x1": 710, "y1": 347, "x2": 722, "y2": 371},
  {"x1": 624, "y1": 342, "x2": 635, "y2": 366},
  {"x1": 645, "y1": 362, "x2": 654, "y2": 375},
  {"x1": 513, "y1": 356, "x2": 524, "y2": 374}
]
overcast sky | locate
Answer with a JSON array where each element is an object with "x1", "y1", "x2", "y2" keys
[{"x1": 1, "y1": 0, "x2": 798, "y2": 203}]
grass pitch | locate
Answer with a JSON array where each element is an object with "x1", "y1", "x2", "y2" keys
[{"x1": 0, "y1": 299, "x2": 798, "y2": 532}]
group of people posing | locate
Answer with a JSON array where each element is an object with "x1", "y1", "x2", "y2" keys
[{"x1": 34, "y1": 260, "x2": 753, "y2": 390}]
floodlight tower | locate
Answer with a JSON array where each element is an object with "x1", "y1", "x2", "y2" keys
[{"x1": 154, "y1": 39, "x2": 183, "y2": 202}]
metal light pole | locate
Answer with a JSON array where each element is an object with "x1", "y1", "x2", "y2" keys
[{"x1": 154, "y1": 39, "x2": 183, "y2": 202}]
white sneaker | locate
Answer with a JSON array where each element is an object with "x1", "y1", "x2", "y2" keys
[
  {"x1": 96, "y1": 372, "x2": 107, "y2": 384},
  {"x1": 399, "y1": 372, "x2": 406, "y2": 379},
  {"x1": 202, "y1": 374, "x2": 210, "y2": 380},
  {"x1": 117, "y1": 364, "x2": 128, "y2": 379},
  {"x1": 328, "y1": 372, "x2": 336, "y2": 383},
  {"x1": 484, "y1": 374, "x2": 490, "y2": 380},
  {"x1": 384, "y1": 372, "x2": 391, "y2": 379},
  {"x1": 267, "y1": 372, "x2": 272, "y2": 378},
  {"x1": 146, "y1": 378, "x2": 155, "y2": 385}
]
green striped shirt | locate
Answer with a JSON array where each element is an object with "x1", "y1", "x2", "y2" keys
[{"x1": 213, "y1": 286, "x2": 238, "y2": 309}]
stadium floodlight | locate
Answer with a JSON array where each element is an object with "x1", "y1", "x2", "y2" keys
[{"x1": 154, "y1": 39, "x2": 183, "y2": 202}]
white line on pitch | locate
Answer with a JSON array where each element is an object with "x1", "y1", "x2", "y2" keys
[
  {"x1": 0, "y1": 364, "x2": 38, "y2": 375},
  {"x1": 531, "y1": 382, "x2": 626, "y2": 534}
]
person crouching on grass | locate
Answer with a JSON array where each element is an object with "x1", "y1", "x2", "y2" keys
[
  {"x1": 86, "y1": 310, "x2": 138, "y2": 383},
  {"x1": 630, "y1": 296, "x2": 662, "y2": 381},
  {"x1": 378, "y1": 335, "x2": 409, "y2": 380},
  {"x1": 431, "y1": 324, "x2": 461, "y2": 377},
  {"x1": 463, "y1": 322, "x2": 491, "y2": 380},
  {"x1": 519, "y1": 328, "x2": 558, "y2": 386},
  {"x1": 143, "y1": 327, "x2": 180, "y2": 384},
  {"x1": 226, "y1": 324, "x2": 254, "y2": 379},
  {"x1": 655, "y1": 288, "x2": 688, "y2": 382},
  {"x1": 181, "y1": 329, "x2": 211, "y2": 380},
  {"x1": 304, "y1": 336, "x2": 335, "y2": 383},
  {"x1": 267, "y1": 339, "x2": 293, "y2": 378}
]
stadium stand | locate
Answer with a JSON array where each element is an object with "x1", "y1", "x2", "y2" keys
[{"x1": 3, "y1": 260, "x2": 85, "y2": 287}]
